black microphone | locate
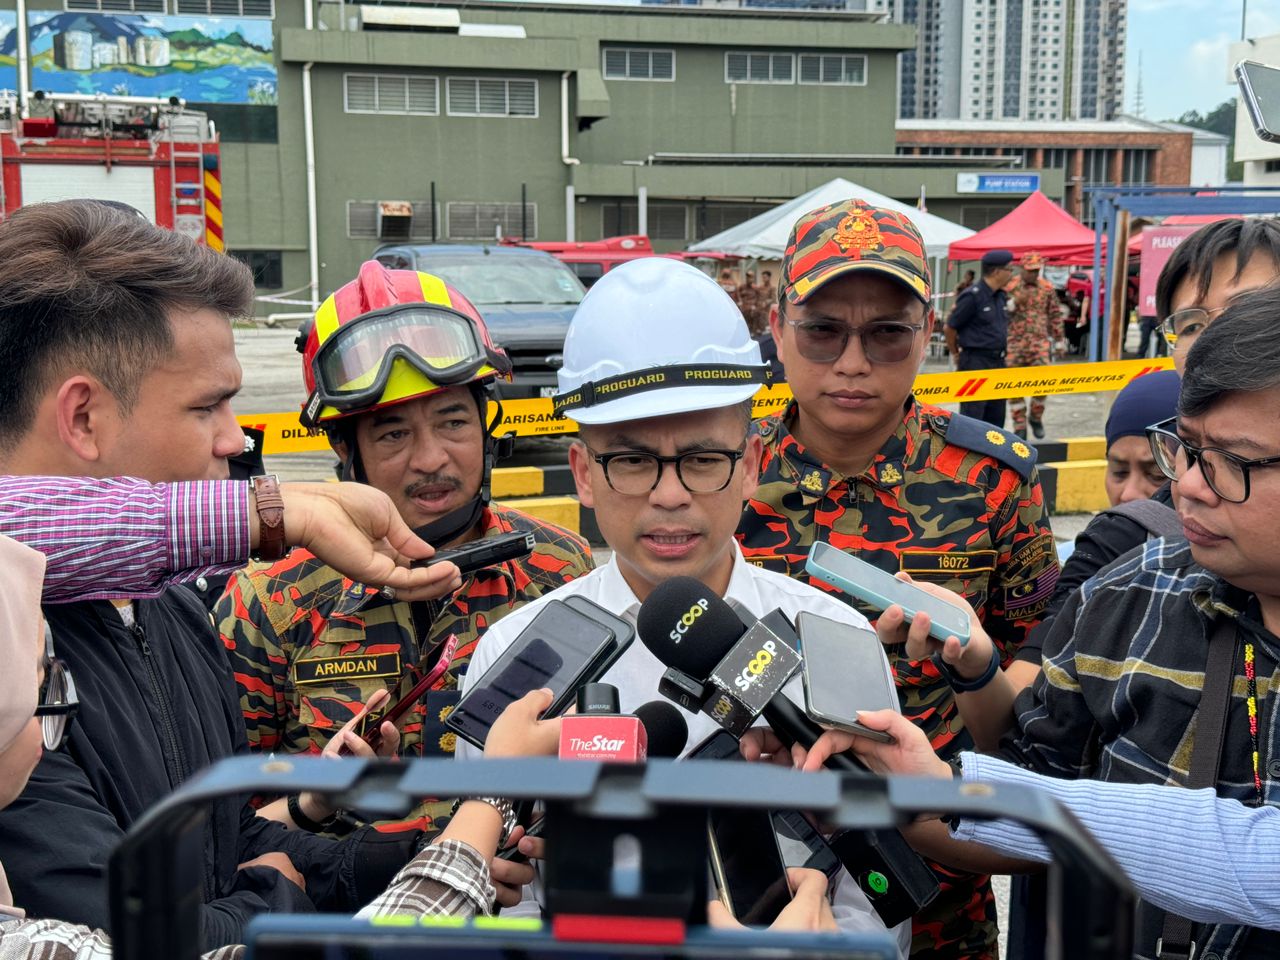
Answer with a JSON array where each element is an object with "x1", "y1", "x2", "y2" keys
[
  {"x1": 634, "y1": 700, "x2": 689, "y2": 759},
  {"x1": 637, "y1": 577, "x2": 940, "y2": 928}
]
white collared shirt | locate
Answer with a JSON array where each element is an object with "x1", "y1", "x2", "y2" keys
[{"x1": 458, "y1": 544, "x2": 909, "y2": 956}]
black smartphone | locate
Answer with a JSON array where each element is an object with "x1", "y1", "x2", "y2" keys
[
  {"x1": 707, "y1": 807, "x2": 793, "y2": 925},
  {"x1": 446, "y1": 600, "x2": 625, "y2": 749},
  {"x1": 687, "y1": 730, "x2": 842, "y2": 884},
  {"x1": 414, "y1": 531, "x2": 536, "y2": 576},
  {"x1": 797, "y1": 611, "x2": 898, "y2": 745}
]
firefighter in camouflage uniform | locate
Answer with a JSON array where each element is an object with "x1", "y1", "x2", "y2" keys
[
  {"x1": 1004, "y1": 252, "x2": 1066, "y2": 440},
  {"x1": 737, "y1": 199, "x2": 1060, "y2": 960},
  {"x1": 216, "y1": 261, "x2": 592, "y2": 840}
]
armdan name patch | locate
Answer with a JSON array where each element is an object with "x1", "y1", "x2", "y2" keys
[{"x1": 295, "y1": 652, "x2": 402, "y2": 685}]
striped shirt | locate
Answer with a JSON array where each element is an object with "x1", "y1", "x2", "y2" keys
[
  {"x1": 0, "y1": 839, "x2": 494, "y2": 960},
  {"x1": 1003, "y1": 536, "x2": 1279, "y2": 960},
  {"x1": 0, "y1": 476, "x2": 249, "y2": 603},
  {"x1": 952, "y1": 751, "x2": 1280, "y2": 932}
]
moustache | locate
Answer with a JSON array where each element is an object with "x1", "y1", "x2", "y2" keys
[{"x1": 405, "y1": 475, "x2": 462, "y2": 498}]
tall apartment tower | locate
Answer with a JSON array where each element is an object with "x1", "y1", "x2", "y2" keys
[{"x1": 893, "y1": 0, "x2": 1126, "y2": 121}]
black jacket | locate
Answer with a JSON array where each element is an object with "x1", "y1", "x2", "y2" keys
[{"x1": 0, "y1": 589, "x2": 403, "y2": 951}]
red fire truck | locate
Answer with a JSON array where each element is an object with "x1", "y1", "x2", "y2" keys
[{"x1": 0, "y1": 90, "x2": 223, "y2": 249}]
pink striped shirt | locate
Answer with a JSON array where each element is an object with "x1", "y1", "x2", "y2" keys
[{"x1": 0, "y1": 476, "x2": 250, "y2": 602}]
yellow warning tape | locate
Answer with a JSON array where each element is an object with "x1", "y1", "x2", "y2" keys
[{"x1": 239, "y1": 357, "x2": 1174, "y2": 455}]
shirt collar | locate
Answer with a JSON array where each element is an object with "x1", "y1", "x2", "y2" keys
[
  {"x1": 596, "y1": 543, "x2": 759, "y2": 624},
  {"x1": 769, "y1": 398, "x2": 917, "y2": 499}
]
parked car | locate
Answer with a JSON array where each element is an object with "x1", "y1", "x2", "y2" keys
[{"x1": 373, "y1": 244, "x2": 585, "y2": 400}]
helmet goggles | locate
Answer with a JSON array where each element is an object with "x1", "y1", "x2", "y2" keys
[{"x1": 301, "y1": 302, "x2": 511, "y2": 428}]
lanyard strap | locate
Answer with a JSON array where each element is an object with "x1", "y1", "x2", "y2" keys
[{"x1": 1155, "y1": 615, "x2": 1238, "y2": 960}]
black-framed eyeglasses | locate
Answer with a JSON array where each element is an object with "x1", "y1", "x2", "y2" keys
[
  {"x1": 784, "y1": 319, "x2": 924, "y2": 365},
  {"x1": 34, "y1": 623, "x2": 78, "y2": 752},
  {"x1": 585, "y1": 440, "x2": 748, "y2": 495},
  {"x1": 1146, "y1": 417, "x2": 1280, "y2": 504}
]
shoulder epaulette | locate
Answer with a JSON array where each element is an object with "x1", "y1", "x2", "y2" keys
[{"x1": 935, "y1": 412, "x2": 1038, "y2": 479}]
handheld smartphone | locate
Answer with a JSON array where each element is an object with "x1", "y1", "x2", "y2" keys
[
  {"x1": 687, "y1": 730, "x2": 843, "y2": 885},
  {"x1": 805, "y1": 541, "x2": 971, "y2": 646},
  {"x1": 414, "y1": 531, "x2": 536, "y2": 576},
  {"x1": 343, "y1": 634, "x2": 461, "y2": 755},
  {"x1": 445, "y1": 599, "x2": 631, "y2": 749},
  {"x1": 1237, "y1": 60, "x2": 1280, "y2": 143},
  {"x1": 796, "y1": 612, "x2": 897, "y2": 745},
  {"x1": 707, "y1": 808, "x2": 794, "y2": 925}
]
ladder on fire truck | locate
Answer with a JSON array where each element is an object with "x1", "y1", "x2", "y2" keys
[{"x1": 162, "y1": 105, "x2": 208, "y2": 245}]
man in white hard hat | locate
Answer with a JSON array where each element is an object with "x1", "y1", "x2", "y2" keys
[{"x1": 456, "y1": 257, "x2": 911, "y2": 952}]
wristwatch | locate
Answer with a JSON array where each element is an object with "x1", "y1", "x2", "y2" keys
[
  {"x1": 250, "y1": 474, "x2": 289, "y2": 562},
  {"x1": 452, "y1": 796, "x2": 517, "y2": 848}
]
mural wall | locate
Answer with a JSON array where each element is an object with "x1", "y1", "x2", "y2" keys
[
  {"x1": 0, "y1": 12, "x2": 16, "y2": 93},
  {"x1": 0, "y1": 12, "x2": 276, "y2": 104}
]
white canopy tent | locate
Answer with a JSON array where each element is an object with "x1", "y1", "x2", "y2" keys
[{"x1": 687, "y1": 177, "x2": 974, "y2": 261}]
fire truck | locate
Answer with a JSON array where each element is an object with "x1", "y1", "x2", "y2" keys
[{"x1": 0, "y1": 90, "x2": 223, "y2": 249}]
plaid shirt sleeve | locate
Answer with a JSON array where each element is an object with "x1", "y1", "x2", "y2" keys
[
  {"x1": 354, "y1": 839, "x2": 496, "y2": 922},
  {"x1": 0, "y1": 475, "x2": 250, "y2": 603}
]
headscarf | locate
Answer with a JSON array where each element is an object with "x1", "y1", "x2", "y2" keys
[
  {"x1": 1105, "y1": 370, "x2": 1181, "y2": 451},
  {"x1": 0, "y1": 534, "x2": 45, "y2": 918}
]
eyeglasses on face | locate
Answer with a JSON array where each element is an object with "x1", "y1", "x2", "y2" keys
[
  {"x1": 1146, "y1": 417, "x2": 1280, "y2": 504},
  {"x1": 34, "y1": 623, "x2": 78, "y2": 752},
  {"x1": 585, "y1": 440, "x2": 748, "y2": 495},
  {"x1": 784, "y1": 318, "x2": 924, "y2": 365}
]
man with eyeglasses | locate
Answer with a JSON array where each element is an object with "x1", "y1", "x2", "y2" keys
[
  {"x1": 989, "y1": 284, "x2": 1280, "y2": 960},
  {"x1": 457, "y1": 256, "x2": 910, "y2": 952},
  {"x1": 737, "y1": 199, "x2": 1058, "y2": 960}
]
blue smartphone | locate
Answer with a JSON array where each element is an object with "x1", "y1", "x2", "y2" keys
[{"x1": 805, "y1": 541, "x2": 971, "y2": 646}]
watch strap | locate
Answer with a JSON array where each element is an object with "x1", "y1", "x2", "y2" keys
[{"x1": 251, "y1": 474, "x2": 288, "y2": 562}]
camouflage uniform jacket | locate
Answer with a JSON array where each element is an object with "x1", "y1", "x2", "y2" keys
[
  {"x1": 217, "y1": 504, "x2": 592, "y2": 835},
  {"x1": 1006, "y1": 277, "x2": 1065, "y2": 352},
  {"x1": 737, "y1": 399, "x2": 1060, "y2": 960}
]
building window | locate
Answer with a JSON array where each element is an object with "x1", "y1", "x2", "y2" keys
[
  {"x1": 603, "y1": 48, "x2": 675, "y2": 81},
  {"x1": 345, "y1": 74, "x2": 439, "y2": 115},
  {"x1": 446, "y1": 201, "x2": 537, "y2": 240},
  {"x1": 230, "y1": 250, "x2": 283, "y2": 289},
  {"x1": 602, "y1": 201, "x2": 687, "y2": 240},
  {"x1": 446, "y1": 78, "x2": 538, "y2": 118},
  {"x1": 696, "y1": 202, "x2": 773, "y2": 239},
  {"x1": 65, "y1": 0, "x2": 164, "y2": 11},
  {"x1": 1265, "y1": 159, "x2": 1280, "y2": 173},
  {"x1": 174, "y1": 0, "x2": 273, "y2": 15},
  {"x1": 347, "y1": 201, "x2": 439, "y2": 241},
  {"x1": 798, "y1": 54, "x2": 867, "y2": 86},
  {"x1": 724, "y1": 52, "x2": 794, "y2": 84}
]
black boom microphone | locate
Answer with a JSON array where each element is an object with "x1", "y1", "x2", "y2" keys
[
  {"x1": 636, "y1": 577, "x2": 940, "y2": 928},
  {"x1": 634, "y1": 700, "x2": 691, "y2": 758}
]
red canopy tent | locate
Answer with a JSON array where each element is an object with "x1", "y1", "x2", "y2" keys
[{"x1": 947, "y1": 191, "x2": 1098, "y2": 264}]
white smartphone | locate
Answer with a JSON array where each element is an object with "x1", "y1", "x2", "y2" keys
[
  {"x1": 805, "y1": 541, "x2": 971, "y2": 646},
  {"x1": 1237, "y1": 60, "x2": 1280, "y2": 143}
]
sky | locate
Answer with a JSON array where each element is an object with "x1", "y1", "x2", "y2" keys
[{"x1": 1126, "y1": 0, "x2": 1280, "y2": 120}]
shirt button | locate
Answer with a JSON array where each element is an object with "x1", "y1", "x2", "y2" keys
[
  {"x1": 1267, "y1": 759, "x2": 1280, "y2": 779},
  {"x1": 195, "y1": 577, "x2": 208, "y2": 592},
  {"x1": 1203, "y1": 952, "x2": 1222, "y2": 960}
]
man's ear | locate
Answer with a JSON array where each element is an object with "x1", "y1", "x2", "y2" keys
[
  {"x1": 568, "y1": 439, "x2": 596, "y2": 510},
  {"x1": 739, "y1": 431, "x2": 764, "y2": 503},
  {"x1": 54, "y1": 376, "x2": 115, "y2": 464},
  {"x1": 768, "y1": 303, "x2": 786, "y2": 365}
]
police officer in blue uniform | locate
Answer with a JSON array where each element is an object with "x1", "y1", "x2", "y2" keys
[{"x1": 947, "y1": 249, "x2": 1016, "y2": 427}]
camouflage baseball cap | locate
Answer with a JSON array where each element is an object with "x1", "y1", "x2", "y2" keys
[{"x1": 780, "y1": 198, "x2": 931, "y2": 306}]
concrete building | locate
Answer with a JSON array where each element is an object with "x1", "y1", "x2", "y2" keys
[
  {"x1": 7, "y1": 0, "x2": 1063, "y2": 304},
  {"x1": 133, "y1": 35, "x2": 170, "y2": 68},
  {"x1": 897, "y1": 116, "x2": 1197, "y2": 225},
  {"x1": 52, "y1": 30, "x2": 93, "y2": 71},
  {"x1": 1232, "y1": 33, "x2": 1280, "y2": 187},
  {"x1": 893, "y1": 0, "x2": 1127, "y2": 122}
]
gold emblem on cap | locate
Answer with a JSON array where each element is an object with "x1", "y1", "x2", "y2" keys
[
  {"x1": 986, "y1": 430, "x2": 1006, "y2": 446},
  {"x1": 879, "y1": 463, "x2": 903, "y2": 485},
  {"x1": 833, "y1": 207, "x2": 883, "y2": 252},
  {"x1": 799, "y1": 469, "x2": 826, "y2": 493},
  {"x1": 1012, "y1": 442, "x2": 1031, "y2": 459}
]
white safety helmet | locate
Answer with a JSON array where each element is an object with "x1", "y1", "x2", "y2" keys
[{"x1": 552, "y1": 258, "x2": 769, "y2": 425}]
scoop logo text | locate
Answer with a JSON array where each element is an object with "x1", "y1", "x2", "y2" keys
[
  {"x1": 733, "y1": 639, "x2": 778, "y2": 691},
  {"x1": 669, "y1": 598, "x2": 710, "y2": 643}
]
